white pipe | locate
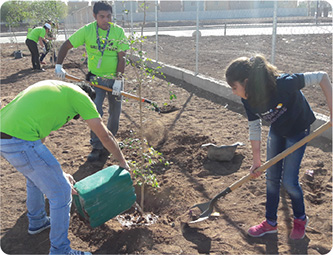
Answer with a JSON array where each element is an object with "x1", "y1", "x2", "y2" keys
[
  {"x1": 271, "y1": 0, "x2": 278, "y2": 64},
  {"x1": 155, "y1": 0, "x2": 159, "y2": 62},
  {"x1": 195, "y1": 1, "x2": 199, "y2": 75}
]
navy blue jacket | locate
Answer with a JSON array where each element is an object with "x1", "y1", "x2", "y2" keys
[{"x1": 242, "y1": 73, "x2": 315, "y2": 137}]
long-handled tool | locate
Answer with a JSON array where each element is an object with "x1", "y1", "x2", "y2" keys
[
  {"x1": 189, "y1": 122, "x2": 331, "y2": 224},
  {"x1": 65, "y1": 73, "x2": 161, "y2": 113}
]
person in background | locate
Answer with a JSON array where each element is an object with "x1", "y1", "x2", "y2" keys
[
  {"x1": 55, "y1": 1, "x2": 129, "y2": 162},
  {"x1": 0, "y1": 80, "x2": 130, "y2": 255},
  {"x1": 225, "y1": 54, "x2": 332, "y2": 240},
  {"x1": 40, "y1": 20, "x2": 57, "y2": 65},
  {"x1": 26, "y1": 23, "x2": 51, "y2": 71}
]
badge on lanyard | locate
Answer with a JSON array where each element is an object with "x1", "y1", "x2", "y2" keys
[{"x1": 96, "y1": 24, "x2": 110, "y2": 69}]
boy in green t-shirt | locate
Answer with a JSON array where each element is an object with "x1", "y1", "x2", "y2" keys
[
  {"x1": 0, "y1": 80, "x2": 130, "y2": 255},
  {"x1": 25, "y1": 23, "x2": 51, "y2": 71},
  {"x1": 55, "y1": 1, "x2": 129, "y2": 162}
]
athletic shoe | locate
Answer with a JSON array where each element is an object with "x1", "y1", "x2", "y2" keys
[
  {"x1": 289, "y1": 216, "x2": 308, "y2": 240},
  {"x1": 28, "y1": 216, "x2": 51, "y2": 235},
  {"x1": 67, "y1": 249, "x2": 92, "y2": 255},
  {"x1": 247, "y1": 220, "x2": 277, "y2": 237}
]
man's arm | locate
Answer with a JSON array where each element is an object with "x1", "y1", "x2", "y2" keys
[
  {"x1": 116, "y1": 51, "x2": 126, "y2": 76},
  {"x1": 55, "y1": 40, "x2": 74, "y2": 79},
  {"x1": 319, "y1": 73, "x2": 333, "y2": 123},
  {"x1": 38, "y1": 37, "x2": 44, "y2": 48},
  {"x1": 85, "y1": 118, "x2": 130, "y2": 170},
  {"x1": 56, "y1": 40, "x2": 74, "y2": 64}
]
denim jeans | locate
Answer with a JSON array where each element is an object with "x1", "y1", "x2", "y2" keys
[
  {"x1": 89, "y1": 80, "x2": 122, "y2": 149},
  {"x1": 265, "y1": 126, "x2": 310, "y2": 222},
  {"x1": 0, "y1": 138, "x2": 72, "y2": 254}
]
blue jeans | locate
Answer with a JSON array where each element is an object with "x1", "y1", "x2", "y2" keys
[
  {"x1": 265, "y1": 127, "x2": 310, "y2": 222},
  {"x1": 0, "y1": 138, "x2": 72, "y2": 254},
  {"x1": 90, "y1": 82, "x2": 122, "y2": 149}
]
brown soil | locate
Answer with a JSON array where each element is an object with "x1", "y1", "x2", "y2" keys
[{"x1": 0, "y1": 33, "x2": 332, "y2": 255}]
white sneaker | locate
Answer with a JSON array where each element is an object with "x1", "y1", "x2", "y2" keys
[{"x1": 66, "y1": 249, "x2": 92, "y2": 255}]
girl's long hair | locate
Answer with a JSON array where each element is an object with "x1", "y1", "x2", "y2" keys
[{"x1": 225, "y1": 54, "x2": 281, "y2": 109}]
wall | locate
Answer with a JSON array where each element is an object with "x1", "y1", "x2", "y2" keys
[
  {"x1": 127, "y1": 8, "x2": 308, "y2": 22},
  {"x1": 160, "y1": 0, "x2": 182, "y2": 12},
  {"x1": 183, "y1": 1, "x2": 204, "y2": 12}
]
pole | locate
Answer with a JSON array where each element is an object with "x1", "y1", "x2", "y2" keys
[
  {"x1": 114, "y1": 0, "x2": 117, "y2": 24},
  {"x1": 195, "y1": 1, "x2": 199, "y2": 75},
  {"x1": 271, "y1": 0, "x2": 278, "y2": 65},
  {"x1": 155, "y1": 0, "x2": 159, "y2": 62},
  {"x1": 130, "y1": 0, "x2": 134, "y2": 36}
]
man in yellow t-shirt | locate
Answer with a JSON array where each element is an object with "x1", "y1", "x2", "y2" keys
[
  {"x1": 0, "y1": 80, "x2": 130, "y2": 255},
  {"x1": 55, "y1": 1, "x2": 129, "y2": 162},
  {"x1": 26, "y1": 23, "x2": 51, "y2": 71}
]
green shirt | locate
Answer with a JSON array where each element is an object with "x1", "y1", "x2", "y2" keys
[
  {"x1": 27, "y1": 27, "x2": 46, "y2": 43},
  {"x1": 69, "y1": 21, "x2": 129, "y2": 78},
  {"x1": 0, "y1": 80, "x2": 100, "y2": 141}
]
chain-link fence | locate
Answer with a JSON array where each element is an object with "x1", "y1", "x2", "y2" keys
[{"x1": 63, "y1": 0, "x2": 332, "y2": 75}]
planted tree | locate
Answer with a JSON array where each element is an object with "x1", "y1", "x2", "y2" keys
[
  {"x1": 125, "y1": 1, "x2": 177, "y2": 211},
  {"x1": 1, "y1": 1, "x2": 29, "y2": 51},
  {"x1": 27, "y1": 1, "x2": 67, "y2": 27},
  {"x1": 1, "y1": 1, "x2": 67, "y2": 57}
]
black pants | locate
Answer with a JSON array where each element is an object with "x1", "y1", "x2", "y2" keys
[
  {"x1": 40, "y1": 40, "x2": 49, "y2": 62},
  {"x1": 25, "y1": 38, "x2": 41, "y2": 70}
]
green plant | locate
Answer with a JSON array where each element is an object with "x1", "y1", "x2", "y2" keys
[
  {"x1": 121, "y1": 136, "x2": 169, "y2": 188},
  {"x1": 1, "y1": 1, "x2": 29, "y2": 50},
  {"x1": 121, "y1": 136, "x2": 169, "y2": 210}
]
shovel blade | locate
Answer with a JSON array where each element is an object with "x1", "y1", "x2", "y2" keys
[
  {"x1": 188, "y1": 216, "x2": 209, "y2": 224},
  {"x1": 190, "y1": 201, "x2": 211, "y2": 213},
  {"x1": 188, "y1": 201, "x2": 215, "y2": 224}
]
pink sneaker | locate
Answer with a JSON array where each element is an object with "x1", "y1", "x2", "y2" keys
[
  {"x1": 248, "y1": 220, "x2": 277, "y2": 237},
  {"x1": 289, "y1": 216, "x2": 308, "y2": 240}
]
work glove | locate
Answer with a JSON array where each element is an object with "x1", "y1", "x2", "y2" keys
[
  {"x1": 42, "y1": 46, "x2": 47, "y2": 54},
  {"x1": 55, "y1": 64, "x2": 66, "y2": 80},
  {"x1": 112, "y1": 77, "x2": 124, "y2": 97}
]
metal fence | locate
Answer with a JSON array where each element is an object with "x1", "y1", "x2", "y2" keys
[{"x1": 63, "y1": 0, "x2": 332, "y2": 74}]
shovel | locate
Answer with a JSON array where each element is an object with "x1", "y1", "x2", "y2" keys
[
  {"x1": 189, "y1": 122, "x2": 331, "y2": 224},
  {"x1": 65, "y1": 73, "x2": 162, "y2": 113}
]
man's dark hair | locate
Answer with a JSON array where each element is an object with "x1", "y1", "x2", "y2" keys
[
  {"x1": 76, "y1": 82, "x2": 96, "y2": 101},
  {"x1": 93, "y1": 1, "x2": 112, "y2": 15}
]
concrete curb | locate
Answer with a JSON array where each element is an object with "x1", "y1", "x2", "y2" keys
[{"x1": 129, "y1": 54, "x2": 332, "y2": 140}]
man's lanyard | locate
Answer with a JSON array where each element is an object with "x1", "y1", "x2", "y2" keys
[{"x1": 96, "y1": 24, "x2": 110, "y2": 68}]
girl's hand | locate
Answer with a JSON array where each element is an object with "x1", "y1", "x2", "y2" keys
[{"x1": 250, "y1": 162, "x2": 262, "y2": 178}]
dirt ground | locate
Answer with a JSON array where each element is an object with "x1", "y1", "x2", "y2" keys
[{"x1": 0, "y1": 33, "x2": 332, "y2": 255}]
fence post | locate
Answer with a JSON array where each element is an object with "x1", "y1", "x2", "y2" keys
[
  {"x1": 195, "y1": 1, "x2": 199, "y2": 75},
  {"x1": 155, "y1": 0, "x2": 159, "y2": 62},
  {"x1": 130, "y1": 0, "x2": 134, "y2": 36},
  {"x1": 271, "y1": 0, "x2": 278, "y2": 65},
  {"x1": 114, "y1": 0, "x2": 117, "y2": 24}
]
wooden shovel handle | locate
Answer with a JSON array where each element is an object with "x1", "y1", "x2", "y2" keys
[
  {"x1": 228, "y1": 122, "x2": 331, "y2": 192},
  {"x1": 65, "y1": 74, "x2": 156, "y2": 105}
]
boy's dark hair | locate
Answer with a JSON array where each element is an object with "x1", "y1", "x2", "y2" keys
[
  {"x1": 93, "y1": 1, "x2": 112, "y2": 15},
  {"x1": 76, "y1": 82, "x2": 96, "y2": 101},
  {"x1": 225, "y1": 54, "x2": 280, "y2": 109}
]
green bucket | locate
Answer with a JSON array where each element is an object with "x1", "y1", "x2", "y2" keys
[{"x1": 73, "y1": 165, "x2": 136, "y2": 228}]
